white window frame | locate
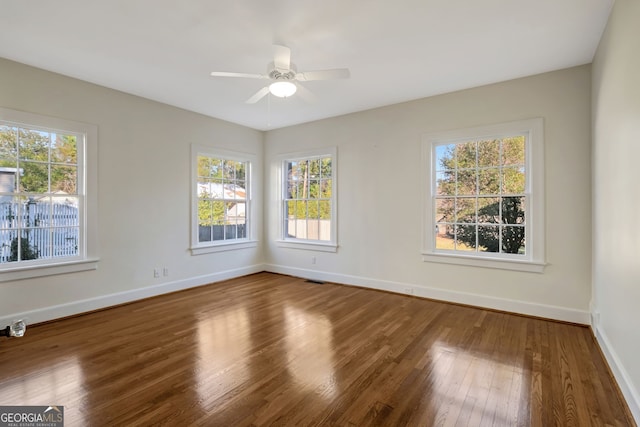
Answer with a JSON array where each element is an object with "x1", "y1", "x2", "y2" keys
[
  {"x1": 190, "y1": 145, "x2": 257, "y2": 255},
  {"x1": 422, "y1": 118, "x2": 545, "y2": 273},
  {"x1": 0, "y1": 107, "x2": 99, "y2": 282},
  {"x1": 277, "y1": 147, "x2": 337, "y2": 253}
]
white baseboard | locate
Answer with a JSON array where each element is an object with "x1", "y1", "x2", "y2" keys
[
  {"x1": 592, "y1": 323, "x2": 640, "y2": 424},
  {"x1": 0, "y1": 264, "x2": 264, "y2": 328},
  {"x1": 264, "y1": 264, "x2": 591, "y2": 324},
  {"x1": 2, "y1": 263, "x2": 590, "y2": 328}
]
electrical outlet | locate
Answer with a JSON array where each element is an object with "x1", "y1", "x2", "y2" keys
[
  {"x1": 153, "y1": 269, "x2": 160, "y2": 278},
  {"x1": 311, "y1": 256, "x2": 316, "y2": 265},
  {"x1": 163, "y1": 267, "x2": 169, "y2": 277}
]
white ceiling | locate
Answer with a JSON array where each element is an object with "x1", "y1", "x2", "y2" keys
[{"x1": 0, "y1": 0, "x2": 612, "y2": 131}]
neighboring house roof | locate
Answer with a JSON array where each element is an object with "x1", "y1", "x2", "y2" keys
[{"x1": 197, "y1": 182, "x2": 246, "y2": 200}]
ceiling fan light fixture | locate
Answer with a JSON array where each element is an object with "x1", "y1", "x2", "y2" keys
[{"x1": 269, "y1": 81, "x2": 297, "y2": 98}]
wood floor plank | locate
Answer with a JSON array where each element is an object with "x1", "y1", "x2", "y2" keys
[{"x1": 0, "y1": 272, "x2": 635, "y2": 426}]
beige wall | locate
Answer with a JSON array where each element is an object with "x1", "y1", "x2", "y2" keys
[
  {"x1": 266, "y1": 66, "x2": 593, "y2": 321},
  {"x1": 592, "y1": 0, "x2": 640, "y2": 419},
  {"x1": 0, "y1": 58, "x2": 264, "y2": 319}
]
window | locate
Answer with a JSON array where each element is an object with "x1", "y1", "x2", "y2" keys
[
  {"x1": 278, "y1": 148, "x2": 337, "y2": 252},
  {"x1": 191, "y1": 146, "x2": 256, "y2": 254},
  {"x1": 422, "y1": 119, "x2": 545, "y2": 272},
  {"x1": 0, "y1": 107, "x2": 98, "y2": 281}
]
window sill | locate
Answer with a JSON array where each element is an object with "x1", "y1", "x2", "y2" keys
[
  {"x1": 276, "y1": 240, "x2": 338, "y2": 253},
  {"x1": 422, "y1": 252, "x2": 546, "y2": 273},
  {"x1": 191, "y1": 240, "x2": 258, "y2": 255},
  {"x1": 0, "y1": 258, "x2": 99, "y2": 282}
]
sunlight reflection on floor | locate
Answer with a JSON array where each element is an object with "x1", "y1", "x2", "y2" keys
[
  {"x1": 284, "y1": 305, "x2": 337, "y2": 399},
  {"x1": 0, "y1": 356, "x2": 86, "y2": 426},
  {"x1": 196, "y1": 307, "x2": 251, "y2": 405}
]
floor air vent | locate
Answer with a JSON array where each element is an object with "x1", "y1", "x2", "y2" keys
[{"x1": 305, "y1": 279, "x2": 326, "y2": 285}]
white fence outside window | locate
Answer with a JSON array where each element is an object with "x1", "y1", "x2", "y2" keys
[{"x1": 0, "y1": 201, "x2": 79, "y2": 263}]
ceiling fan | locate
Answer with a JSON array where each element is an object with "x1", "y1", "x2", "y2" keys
[{"x1": 210, "y1": 45, "x2": 350, "y2": 104}]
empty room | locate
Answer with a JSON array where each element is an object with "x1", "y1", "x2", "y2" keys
[{"x1": 0, "y1": 0, "x2": 638, "y2": 425}]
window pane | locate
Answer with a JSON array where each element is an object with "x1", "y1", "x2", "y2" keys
[
  {"x1": 296, "y1": 201, "x2": 307, "y2": 220},
  {"x1": 0, "y1": 169, "x2": 18, "y2": 197},
  {"x1": 455, "y1": 224, "x2": 476, "y2": 251},
  {"x1": 320, "y1": 157, "x2": 332, "y2": 178},
  {"x1": 197, "y1": 179, "x2": 211, "y2": 198},
  {"x1": 50, "y1": 227, "x2": 79, "y2": 259},
  {"x1": 0, "y1": 125, "x2": 18, "y2": 166},
  {"x1": 435, "y1": 144, "x2": 456, "y2": 171},
  {"x1": 0, "y1": 228, "x2": 18, "y2": 263},
  {"x1": 318, "y1": 200, "x2": 331, "y2": 220},
  {"x1": 234, "y1": 161, "x2": 246, "y2": 181},
  {"x1": 308, "y1": 200, "x2": 319, "y2": 219},
  {"x1": 198, "y1": 199, "x2": 213, "y2": 225},
  {"x1": 230, "y1": 202, "x2": 246, "y2": 225},
  {"x1": 286, "y1": 200, "x2": 295, "y2": 219},
  {"x1": 308, "y1": 159, "x2": 320, "y2": 178},
  {"x1": 210, "y1": 179, "x2": 224, "y2": 198},
  {"x1": 19, "y1": 161, "x2": 49, "y2": 193},
  {"x1": 502, "y1": 197, "x2": 525, "y2": 224},
  {"x1": 50, "y1": 134, "x2": 77, "y2": 164},
  {"x1": 435, "y1": 198, "x2": 454, "y2": 223},
  {"x1": 307, "y1": 219, "x2": 320, "y2": 240},
  {"x1": 210, "y1": 158, "x2": 223, "y2": 178},
  {"x1": 436, "y1": 171, "x2": 456, "y2": 196},
  {"x1": 320, "y1": 179, "x2": 332, "y2": 198},
  {"x1": 288, "y1": 161, "x2": 300, "y2": 182},
  {"x1": 455, "y1": 141, "x2": 476, "y2": 169},
  {"x1": 287, "y1": 181, "x2": 298, "y2": 199},
  {"x1": 456, "y1": 197, "x2": 476, "y2": 223},
  {"x1": 198, "y1": 225, "x2": 212, "y2": 243},
  {"x1": 232, "y1": 181, "x2": 246, "y2": 200},
  {"x1": 502, "y1": 226, "x2": 525, "y2": 254},
  {"x1": 478, "y1": 168, "x2": 500, "y2": 195},
  {"x1": 285, "y1": 211, "x2": 296, "y2": 238},
  {"x1": 52, "y1": 199, "x2": 79, "y2": 227},
  {"x1": 502, "y1": 136, "x2": 525, "y2": 166},
  {"x1": 502, "y1": 167, "x2": 525, "y2": 194},
  {"x1": 477, "y1": 139, "x2": 500, "y2": 167},
  {"x1": 51, "y1": 164, "x2": 77, "y2": 194},
  {"x1": 237, "y1": 222, "x2": 247, "y2": 239},
  {"x1": 18, "y1": 230, "x2": 42, "y2": 261},
  {"x1": 456, "y1": 170, "x2": 476, "y2": 195},
  {"x1": 19, "y1": 129, "x2": 49, "y2": 162},
  {"x1": 197, "y1": 156, "x2": 210, "y2": 178},
  {"x1": 223, "y1": 160, "x2": 236, "y2": 180},
  {"x1": 309, "y1": 179, "x2": 320, "y2": 198},
  {"x1": 477, "y1": 225, "x2": 499, "y2": 252},
  {"x1": 435, "y1": 224, "x2": 454, "y2": 250},
  {"x1": 212, "y1": 201, "x2": 224, "y2": 224},
  {"x1": 478, "y1": 197, "x2": 500, "y2": 223},
  {"x1": 225, "y1": 224, "x2": 238, "y2": 240},
  {"x1": 0, "y1": 197, "x2": 21, "y2": 229}
]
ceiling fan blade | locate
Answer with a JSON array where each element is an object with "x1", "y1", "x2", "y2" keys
[
  {"x1": 273, "y1": 44, "x2": 291, "y2": 70},
  {"x1": 245, "y1": 86, "x2": 270, "y2": 104},
  {"x1": 296, "y1": 68, "x2": 350, "y2": 81},
  {"x1": 210, "y1": 71, "x2": 265, "y2": 79},
  {"x1": 296, "y1": 83, "x2": 317, "y2": 103}
]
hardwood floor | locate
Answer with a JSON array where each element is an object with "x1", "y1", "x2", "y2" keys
[{"x1": 0, "y1": 272, "x2": 634, "y2": 426}]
